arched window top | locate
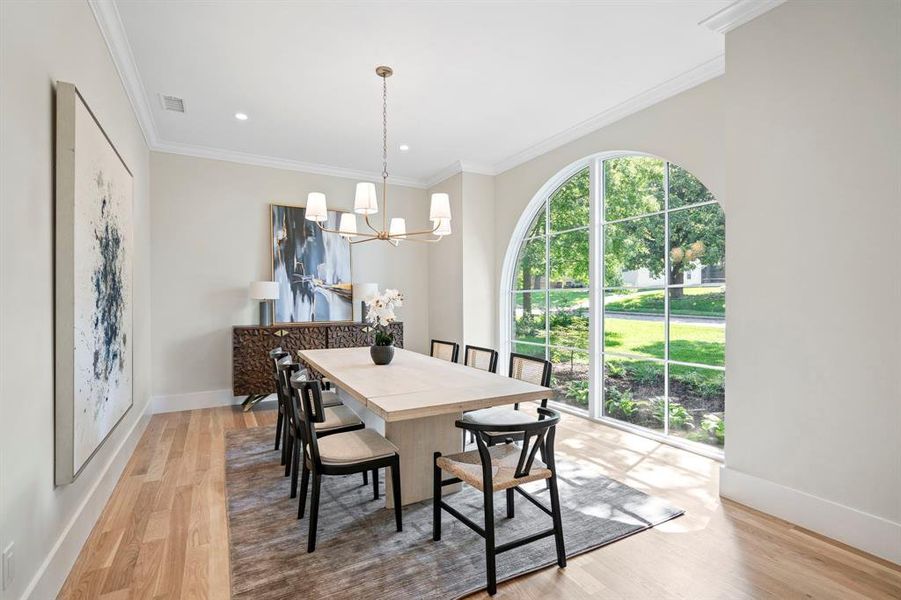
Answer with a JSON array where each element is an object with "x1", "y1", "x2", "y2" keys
[{"x1": 500, "y1": 153, "x2": 726, "y2": 455}]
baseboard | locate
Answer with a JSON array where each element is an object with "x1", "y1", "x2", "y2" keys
[
  {"x1": 151, "y1": 388, "x2": 275, "y2": 413},
  {"x1": 21, "y1": 399, "x2": 153, "y2": 600},
  {"x1": 720, "y1": 466, "x2": 901, "y2": 564}
]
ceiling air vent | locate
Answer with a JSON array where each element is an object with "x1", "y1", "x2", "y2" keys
[{"x1": 159, "y1": 94, "x2": 185, "y2": 113}]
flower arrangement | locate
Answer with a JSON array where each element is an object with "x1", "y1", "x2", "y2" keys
[{"x1": 364, "y1": 288, "x2": 404, "y2": 346}]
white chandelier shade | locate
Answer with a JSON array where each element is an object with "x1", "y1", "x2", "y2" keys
[
  {"x1": 338, "y1": 212, "x2": 358, "y2": 237},
  {"x1": 432, "y1": 218, "x2": 452, "y2": 236},
  {"x1": 429, "y1": 193, "x2": 452, "y2": 221},
  {"x1": 354, "y1": 182, "x2": 379, "y2": 215},
  {"x1": 305, "y1": 192, "x2": 328, "y2": 222}
]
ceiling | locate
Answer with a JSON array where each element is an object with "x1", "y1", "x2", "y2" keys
[{"x1": 102, "y1": 0, "x2": 740, "y2": 187}]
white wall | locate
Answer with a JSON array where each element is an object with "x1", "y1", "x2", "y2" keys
[
  {"x1": 0, "y1": 2, "x2": 152, "y2": 599},
  {"x1": 461, "y1": 173, "x2": 497, "y2": 349},
  {"x1": 721, "y1": 0, "x2": 901, "y2": 562},
  {"x1": 149, "y1": 152, "x2": 430, "y2": 400},
  {"x1": 426, "y1": 173, "x2": 465, "y2": 345}
]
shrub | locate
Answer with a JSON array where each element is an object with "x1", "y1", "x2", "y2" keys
[
  {"x1": 648, "y1": 397, "x2": 694, "y2": 429},
  {"x1": 605, "y1": 387, "x2": 639, "y2": 420},
  {"x1": 625, "y1": 361, "x2": 663, "y2": 385},
  {"x1": 701, "y1": 413, "x2": 725, "y2": 444},
  {"x1": 564, "y1": 380, "x2": 589, "y2": 407}
]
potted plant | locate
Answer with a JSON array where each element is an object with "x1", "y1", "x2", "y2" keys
[{"x1": 364, "y1": 288, "x2": 403, "y2": 365}]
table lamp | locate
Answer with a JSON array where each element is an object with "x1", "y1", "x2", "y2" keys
[
  {"x1": 249, "y1": 281, "x2": 279, "y2": 327},
  {"x1": 352, "y1": 282, "x2": 379, "y2": 322}
]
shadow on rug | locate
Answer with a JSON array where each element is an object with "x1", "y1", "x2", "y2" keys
[{"x1": 225, "y1": 426, "x2": 682, "y2": 599}]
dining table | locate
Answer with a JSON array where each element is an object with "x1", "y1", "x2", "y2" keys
[{"x1": 297, "y1": 346, "x2": 553, "y2": 508}]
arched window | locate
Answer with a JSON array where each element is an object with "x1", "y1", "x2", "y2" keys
[{"x1": 502, "y1": 154, "x2": 725, "y2": 452}]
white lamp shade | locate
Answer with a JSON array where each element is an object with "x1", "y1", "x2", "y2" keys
[
  {"x1": 305, "y1": 192, "x2": 328, "y2": 222},
  {"x1": 338, "y1": 212, "x2": 357, "y2": 236},
  {"x1": 354, "y1": 182, "x2": 379, "y2": 215},
  {"x1": 389, "y1": 217, "x2": 406, "y2": 237},
  {"x1": 249, "y1": 281, "x2": 279, "y2": 300},
  {"x1": 433, "y1": 218, "x2": 452, "y2": 236},
  {"x1": 353, "y1": 282, "x2": 379, "y2": 303},
  {"x1": 429, "y1": 193, "x2": 451, "y2": 221}
]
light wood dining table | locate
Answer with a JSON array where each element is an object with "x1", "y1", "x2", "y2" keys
[{"x1": 297, "y1": 347, "x2": 552, "y2": 508}]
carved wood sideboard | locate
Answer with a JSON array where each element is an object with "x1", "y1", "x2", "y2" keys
[{"x1": 232, "y1": 322, "x2": 404, "y2": 398}]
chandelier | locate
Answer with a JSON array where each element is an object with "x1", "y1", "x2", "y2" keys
[{"x1": 304, "y1": 65, "x2": 451, "y2": 245}]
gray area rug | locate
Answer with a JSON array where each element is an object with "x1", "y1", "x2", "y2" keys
[{"x1": 225, "y1": 427, "x2": 683, "y2": 599}]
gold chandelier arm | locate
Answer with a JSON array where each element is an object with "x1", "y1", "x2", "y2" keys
[
  {"x1": 316, "y1": 221, "x2": 378, "y2": 239},
  {"x1": 390, "y1": 234, "x2": 444, "y2": 244},
  {"x1": 363, "y1": 212, "x2": 381, "y2": 235},
  {"x1": 350, "y1": 236, "x2": 383, "y2": 245},
  {"x1": 399, "y1": 222, "x2": 441, "y2": 237}
]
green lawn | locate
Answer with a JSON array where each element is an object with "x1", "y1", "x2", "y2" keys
[
  {"x1": 514, "y1": 314, "x2": 724, "y2": 367},
  {"x1": 605, "y1": 287, "x2": 724, "y2": 318}
]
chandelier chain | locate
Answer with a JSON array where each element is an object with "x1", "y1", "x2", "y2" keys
[{"x1": 382, "y1": 73, "x2": 388, "y2": 180}]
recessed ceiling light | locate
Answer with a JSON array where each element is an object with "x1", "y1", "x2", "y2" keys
[
  {"x1": 399, "y1": 144, "x2": 410, "y2": 152},
  {"x1": 234, "y1": 112, "x2": 248, "y2": 121}
]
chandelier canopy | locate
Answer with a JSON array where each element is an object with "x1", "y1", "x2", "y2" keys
[{"x1": 305, "y1": 65, "x2": 451, "y2": 245}]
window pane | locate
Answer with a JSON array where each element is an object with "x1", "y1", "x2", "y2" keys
[
  {"x1": 525, "y1": 207, "x2": 545, "y2": 238},
  {"x1": 668, "y1": 163, "x2": 716, "y2": 209},
  {"x1": 549, "y1": 168, "x2": 589, "y2": 232},
  {"x1": 512, "y1": 342, "x2": 546, "y2": 360},
  {"x1": 550, "y1": 349, "x2": 589, "y2": 410},
  {"x1": 604, "y1": 156, "x2": 664, "y2": 221},
  {"x1": 603, "y1": 290, "x2": 664, "y2": 359},
  {"x1": 669, "y1": 286, "x2": 725, "y2": 367},
  {"x1": 549, "y1": 229, "x2": 589, "y2": 288},
  {"x1": 668, "y1": 204, "x2": 725, "y2": 286},
  {"x1": 604, "y1": 214, "x2": 665, "y2": 288},
  {"x1": 512, "y1": 291, "x2": 546, "y2": 345},
  {"x1": 513, "y1": 237, "x2": 546, "y2": 290},
  {"x1": 549, "y1": 290, "x2": 588, "y2": 349},
  {"x1": 603, "y1": 356, "x2": 664, "y2": 432},
  {"x1": 668, "y1": 364, "x2": 725, "y2": 448}
]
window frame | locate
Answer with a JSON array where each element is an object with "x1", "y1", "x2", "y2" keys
[{"x1": 499, "y1": 152, "x2": 725, "y2": 459}]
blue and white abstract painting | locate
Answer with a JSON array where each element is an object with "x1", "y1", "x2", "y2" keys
[
  {"x1": 271, "y1": 205, "x2": 352, "y2": 322},
  {"x1": 72, "y1": 94, "x2": 133, "y2": 472}
]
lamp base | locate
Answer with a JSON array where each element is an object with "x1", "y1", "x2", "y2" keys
[{"x1": 259, "y1": 301, "x2": 272, "y2": 327}]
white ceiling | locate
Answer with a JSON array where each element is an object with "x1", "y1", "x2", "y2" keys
[{"x1": 106, "y1": 0, "x2": 734, "y2": 187}]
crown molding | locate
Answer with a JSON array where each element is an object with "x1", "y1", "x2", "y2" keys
[
  {"x1": 424, "y1": 160, "x2": 498, "y2": 189},
  {"x1": 154, "y1": 141, "x2": 426, "y2": 189},
  {"x1": 699, "y1": 0, "x2": 786, "y2": 34},
  {"x1": 491, "y1": 54, "x2": 725, "y2": 175},
  {"x1": 88, "y1": 0, "x2": 159, "y2": 146}
]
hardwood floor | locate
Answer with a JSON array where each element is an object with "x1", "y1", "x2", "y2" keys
[{"x1": 59, "y1": 405, "x2": 900, "y2": 599}]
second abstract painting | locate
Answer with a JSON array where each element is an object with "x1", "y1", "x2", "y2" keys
[{"x1": 271, "y1": 204, "x2": 352, "y2": 322}]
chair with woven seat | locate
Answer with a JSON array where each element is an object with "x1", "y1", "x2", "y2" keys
[
  {"x1": 278, "y1": 363, "x2": 366, "y2": 498},
  {"x1": 291, "y1": 378, "x2": 403, "y2": 552},
  {"x1": 433, "y1": 406, "x2": 565, "y2": 595},
  {"x1": 464, "y1": 353, "x2": 552, "y2": 446},
  {"x1": 463, "y1": 345, "x2": 499, "y2": 373},
  {"x1": 430, "y1": 339, "x2": 460, "y2": 363}
]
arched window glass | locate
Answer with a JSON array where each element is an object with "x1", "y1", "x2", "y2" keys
[{"x1": 506, "y1": 155, "x2": 725, "y2": 451}]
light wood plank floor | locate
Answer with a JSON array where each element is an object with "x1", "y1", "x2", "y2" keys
[{"x1": 59, "y1": 405, "x2": 900, "y2": 599}]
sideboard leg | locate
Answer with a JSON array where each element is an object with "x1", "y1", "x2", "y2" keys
[{"x1": 241, "y1": 394, "x2": 267, "y2": 412}]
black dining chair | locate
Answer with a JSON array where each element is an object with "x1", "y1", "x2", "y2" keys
[
  {"x1": 291, "y1": 378, "x2": 403, "y2": 552},
  {"x1": 464, "y1": 353, "x2": 553, "y2": 447},
  {"x1": 430, "y1": 339, "x2": 460, "y2": 363},
  {"x1": 463, "y1": 345, "x2": 499, "y2": 373},
  {"x1": 433, "y1": 407, "x2": 566, "y2": 595},
  {"x1": 278, "y1": 363, "x2": 366, "y2": 497}
]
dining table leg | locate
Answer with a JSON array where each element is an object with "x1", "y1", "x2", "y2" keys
[{"x1": 384, "y1": 413, "x2": 463, "y2": 508}]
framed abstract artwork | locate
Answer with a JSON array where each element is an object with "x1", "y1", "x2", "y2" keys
[
  {"x1": 271, "y1": 204, "x2": 353, "y2": 323},
  {"x1": 54, "y1": 82, "x2": 134, "y2": 485}
]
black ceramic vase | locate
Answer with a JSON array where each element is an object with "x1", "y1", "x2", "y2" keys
[{"x1": 370, "y1": 343, "x2": 395, "y2": 365}]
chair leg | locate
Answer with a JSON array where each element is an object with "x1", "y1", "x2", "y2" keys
[
  {"x1": 506, "y1": 488, "x2": 515, "y2": 518},
  {"x1": 548, "y1": 474, "x2": 566, "y2": 568},
  {"x1": 274, "y1": 408, "x2": 283, "y2": 450},
  {"x1": 308, "y1": 473, "x2": 321, "y2": 552},
  {"x1": 372, "y1": 468, "x2": 379, "y2": 500},
  {"x1": 284, "y1": 431, "x2": 293, "y2": 477},
  {"x1": 391, "y1": 456, "x2": 403, "y2": 532},
  {"x1": 289, "y1": 440, "x2": 301, "y2": 498},
  {"x1": 432, "y1": 452, "x2": 441, "y2": 541},
  {"x1": 297, "y1": 462, "x2": 310, "y2": 519},
  {"x1": 280, "y1": 419, "x2": 288, "y2": 466},
  {"x1": 363, "y1": 470, "x2": 368, "y2": 486},
  {"x1": 484, "y1": 487, "x2": 497, "y2": 595}
]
